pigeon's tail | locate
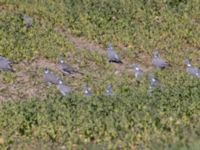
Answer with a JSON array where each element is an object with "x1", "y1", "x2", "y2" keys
[{"x1": 109, "y1": 60, "x2": 123, "y2": 64}]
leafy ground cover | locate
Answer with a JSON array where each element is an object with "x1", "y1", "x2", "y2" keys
[{"x1": 0, "y1": 0, "x2": 200, "y2": 149}]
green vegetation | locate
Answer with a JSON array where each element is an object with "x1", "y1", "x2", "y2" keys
[
  {"x1": 0, "y1": 0, "x2": 200, "y2": 149},
  {"x1": 1, "y1": 75, "x2": 200, "y2": 149}
]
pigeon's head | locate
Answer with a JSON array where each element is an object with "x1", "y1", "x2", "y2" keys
[
  {"x1": 44, "y1": 67, "x2": 49, "y2": 74},
  {"x1": 153, "y1": 51, "x2": 160, "y2": 58},
  {"x1": 184, "y1": 59, "x2": 192, "y2": 67}
]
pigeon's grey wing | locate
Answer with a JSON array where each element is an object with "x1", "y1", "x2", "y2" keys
[
  {"x1": 44, "y1": 73, "x2": 59, "y2": 85},
  {"x1": 44, "y1": 76, "x2": 50, "y2": 85},
  {"x1": 0, "y1": 61, "x2": 14, "y2": 72},
  {"x1": 50, "y1": 73, "x2": 60, "y2": 84},
  {"x1": 149, "y1": 75, "x2": 159, "y2": 87},
  {"x1": 44, "y1": 74, "x2": 50, "y2": 84},
  {"x1": 152, "y1": 58, "x2": 157, "y2": 67},
  {"x1": 60, "y1": 63, "x2": 83, "y2": 75},
  {"x1": 187, "y1": 67, "x2": 197, "y2": 76},
  {"x1": 107, "y1": 50, "x2": 113, "y2": 59},
  {"x1": 190, "y1": 67, "x2": 200, "y2": 78},
  {"x1": 58, "y1": 64, "x2": 70, "y2": 75},
  {"x1": 0, "y1": 56, "x2": 5, "y2": 60},
  {"x1": 108, "y1": 51, "x2": 122, "y2": 63},
  {"x1": 152, "y1": 58, "x2": 159, "y2": 68},
  {"x1": 44, "y1": 74, "x2": 51, "y2": 84},
  {"x1": 152, "y1": 80, "x2": 159, "y2": 87},
  {"x1": 0, "y1": 56, "x2": 8, "y2": 61},
  {"x1": 106, "y1": 86, "x2": 113, "y2": 96},
  {"x1": 113, "y1": 52, "x2": 120, "y2": 60},
  {"x1": 135, "y1": 70, "x2": 144, "y2": 80},
  {"x1": 106, "y1": 90, "x2": 112, "y2": 96},
  {"x1": 24, "y1": 16, "x2": 33, "y2": 23},
  {"x1": 61, "y1": 85, "x2": 72, "y2": 95},
  {"x1": 22, "y1": 15, "x2": 33, "y2": 28},
  {"x1": 58, "y1": 84, "x2": 72, "y2": 96},
  {"x1": 197, "y1": 69, "x2": 200, "y2": 78},
  {"x1": 108, "y1": 50, "x2": 115, "y2": 59},
  {"x1": 0, "y1": 56, "x2": 12, "y2": 64},
  {"x1": 85, "y1": 91, "x2": 91, "y2": 96},
  {"x1": 83, "y1": 87, "x2": 92, "y2": 96},
  {"x1": 153, "y1": 58, "x2": 168, "y2": 69},
  {"x1": 160, "y1": 59, "x2": 168, "y2": 67},
  {"x1": 62, "y1": 63, "x2": 75, "y2": 74}
]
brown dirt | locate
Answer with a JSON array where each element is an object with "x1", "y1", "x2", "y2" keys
[
  {"x1": 0, "y1": 27, "x2": 152, "y2": 101},
  {"x1": 54, "y1": 27, "x2": 105, "y2": 53},
  {"x1": 0, "y1": 59, "x2": 58, "y2": 101},
  {"x1": 54, "y1": 27, "x2": 152, "y2": 74}
]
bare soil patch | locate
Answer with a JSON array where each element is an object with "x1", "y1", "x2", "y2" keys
[
  {"x1": 0, "y1": 28, "x2": 152, "y2": 101},
  {"x1": 0, "y1": 59, "x2": 58, "y2": 101}
]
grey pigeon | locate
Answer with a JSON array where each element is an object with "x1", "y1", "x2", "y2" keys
[
  {"x1": 152, "y1": 51, "x2": 169, "y2": 69},
  {"x1": 57, "y1": 80, "x2": 72, "y2": 96},
  {"x1": 0, "y1": 56, "x2": 12, "y2": 64},
  {"x1": 0, "y1": 57, "x2": 14, "y2": 72},
  {"x1": 43, "y1": 68, "x2": 60, "y2": 85},
  {"x1": 184, "y1": 59, "x2": 200, "y2": 78},
  {"x1": 83, "y1": 85, "x2": 92, "y2": 96},
  {"x1": 148, "y1": 74, "x2": 159, "y2": 95},
  {"x1": 107, "y1": 43, "x2": 122, "y2": 63},
  {"x1": 105, "y1": 84, "x2": 113, "y2": 96},
  {"x1": 148, "y1": 74, "x2": 159, "y2": 88},
  {"x1": 132, "y1": 64, "x2": 144, "y2": 81},
  {"x1": 58, "y1": 57, "x2": 82, "y2": 75},
  {"x1": 22, "y1": 15, "x2": 33, "y2": 28}
]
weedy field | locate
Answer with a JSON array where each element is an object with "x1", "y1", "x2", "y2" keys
[{"x1": 0, "y1": 0, "x2": 200, "y2": 149}]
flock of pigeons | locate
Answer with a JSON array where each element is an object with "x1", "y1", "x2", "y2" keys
[
  {"x1": 0, "y1": 43, "x2": 200, "y2": 97},
  {"x1": 1, "y1": 15, "x2": 200, "y2": 97},
  {"x1": 44, "y1": 54, "x2": 114, "y2": 96}
]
